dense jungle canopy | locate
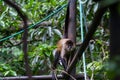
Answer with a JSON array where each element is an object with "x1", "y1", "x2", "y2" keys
[{"x1": 0, "y1": 0, "x2": 120, "y2": 80}]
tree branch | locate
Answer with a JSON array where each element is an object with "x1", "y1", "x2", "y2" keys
[
  {"x1": 3, "y1": 0, "x2": 32, "y2": 79},
  {"x1": 66, "y1": 5, "x2": 108, "y2": 73}
]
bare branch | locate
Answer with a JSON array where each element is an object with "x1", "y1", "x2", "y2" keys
[{"x1": 1, "y1": 74, "x2": 85, "y2": 80}]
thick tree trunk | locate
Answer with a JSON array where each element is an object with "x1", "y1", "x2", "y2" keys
[
  {"x1": 68, "y1": 0, "x2": 76, "y2": 43},
  {"x1": 109, "y1": 2, "x2": 120, "y2": 80},
  {"x1": 66, "y1": 0, "x2": 77, "y2": 79}
]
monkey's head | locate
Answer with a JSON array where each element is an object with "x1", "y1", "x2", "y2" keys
[{"x1": 65, "y1": 40, "x2": 75, "y2": 52}]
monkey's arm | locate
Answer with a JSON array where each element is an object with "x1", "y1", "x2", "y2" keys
[
  {"x1": 52, "y1": 50, "x2": 60, "y2": 80},
  {"x1": 52, "y1": 50, "x2": 60, "y2": 69},
  {"x1": 60, "y1": 46, "x2": 68, "y2": 70}
]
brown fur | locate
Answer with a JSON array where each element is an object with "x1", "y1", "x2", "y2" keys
[{"x1": 55, "y1": 39, "x2": 75, "y2": 66}]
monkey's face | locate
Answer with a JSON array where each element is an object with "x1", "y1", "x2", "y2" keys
[{"x1": 65, "y1": 41, "x2": 74, "y2": 52}]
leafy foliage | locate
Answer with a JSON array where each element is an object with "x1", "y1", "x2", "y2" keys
[{"x1": 0, "y1": 0, "x2": 112, "y2": 79}]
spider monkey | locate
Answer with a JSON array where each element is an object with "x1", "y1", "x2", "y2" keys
[
  {"x1": 52, "y1": 39, "x2": 75, "y2": 69},
  {"x1": 51, "y1": 1, "x2": 75, "y2": 80},
  {"x1": 52, "y1": 39, "x2": 75, "y2": 80}
]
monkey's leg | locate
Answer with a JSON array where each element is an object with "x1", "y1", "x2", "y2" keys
[
  {"x1": 68, "y1": 54, "x2": 72, "y2": 67},
  {"x1": 52, "y1": 51, "x2": 60, "y2": 69},
  {"x1": 52, "y1": 51, "x2": 60, "y2": 80},
  {"x1": 67, "y1": 50, "x2": 75, "y2": 67},
  {"x1": 60, "y1": 57, "x2": 68, "y2": 70}
]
